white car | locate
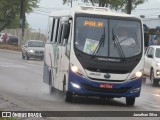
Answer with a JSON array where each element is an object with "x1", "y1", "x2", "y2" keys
[
  {"x1": 22, "y1": 40, "x2": 45, "y2": 60},
  {"x1": 144, "y1": 45, "x2": 160, "y2": 86}
]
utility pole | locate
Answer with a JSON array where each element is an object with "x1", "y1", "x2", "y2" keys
[
  {"x1": 127, "y1": 0, "x2": 132, "y2": 14},
  {"x1": 71, "y1": 0, "x2": 72, "y2": 8},
  {"x1": 19, "y1": 0, "x2": 25, "y2": 45}
]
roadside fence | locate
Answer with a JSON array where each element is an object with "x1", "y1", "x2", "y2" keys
[{"x1": 1, "y1": 28, "x2": 47, "y2": 45}]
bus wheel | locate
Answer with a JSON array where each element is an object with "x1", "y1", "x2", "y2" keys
[
  {"x1": 49, "y1": 72, "x2": 54, "y2": 94},
  {"x1": 126, "y1": 97, "x2": 135, "y2": 106},
  {"x1": 65, "y1": 91, "x2": 73, "y2": 102}
]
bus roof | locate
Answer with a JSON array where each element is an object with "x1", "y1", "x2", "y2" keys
[{"x1": 50, "y1": 6, "x2": 140, "y2": 19}]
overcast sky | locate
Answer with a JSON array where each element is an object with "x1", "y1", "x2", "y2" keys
[
  {"x1": 26, "y1": 0, "x2": 160, "y2": 30},
  {"x1": 26, "y1": 0, "x2": 87, "y2": 30},
  {"x1": 132, "y1": 0, "x2": 160, "y2": 18}
]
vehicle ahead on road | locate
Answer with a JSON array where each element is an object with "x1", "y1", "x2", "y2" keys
[
  {"x1": 43, "y1": 6, "x2": 144, "y2": 106},
  {"x1": 144, "y1": 45, "x2": 160, "y2": 86},
  {"x1": 7, "y1": 35, "x2": 18, "y2": 45},
  {"x1": 22, "y1": 40, "x2": 45, "y2": 60},
  {"x1": 0, "y1": 33, "x2": 18, "y2": 45}
]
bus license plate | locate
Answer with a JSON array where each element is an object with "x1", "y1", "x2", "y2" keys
[{"x1": 100, "y1": 84, "x2": 113, "y2": 89}]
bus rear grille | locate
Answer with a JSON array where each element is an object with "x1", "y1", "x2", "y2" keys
[{"x1": 82, "y1": 84, "x2": 131, "y2": 93}]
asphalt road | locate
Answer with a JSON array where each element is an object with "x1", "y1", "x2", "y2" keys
[{"x1": 0, "y1": 49, "x2": 160, "y2": 120}]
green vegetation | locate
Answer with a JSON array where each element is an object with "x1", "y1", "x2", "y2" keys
[
  {"x1": 0, "y1": 43, "x2": 22, "y2": 51},
  {"x1": 0, "y1": 0, "x2": 39, "y2": 31}
]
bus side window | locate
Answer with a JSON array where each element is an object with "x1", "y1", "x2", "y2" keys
[
  {"x1": 47, "y1": 17, "x2": 55, "y2": 43},
  {"x1": 57, "y1": 23, "x2": 63, "y2": 45},
  {"x1": 55, "y1": 20, "x2": 61, "y2": 44},
  {"x1": 50, "y1": 19, "x2": 55, "y2": 42},
  {"x1": 61, "y1": 22, "x2": 71, "y2": 46},
  {"x1": 65, "y1": 20, "x2": 72, "y2": 57},
  {"x1": 53, "y1": 18, "x2": 60, "y2": 43}
]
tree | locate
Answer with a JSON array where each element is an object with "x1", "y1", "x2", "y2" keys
[
  {"x1": 124, "y1": 0, "x2": 146, "y2": 14},
  {"x1": 63, "y1": 0, "x2": 146, "y2": 14},
  {"x1": 0, "y1": 0, "x2": 39, "y2": 31}
]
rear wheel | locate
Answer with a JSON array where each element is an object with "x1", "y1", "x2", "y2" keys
[
  {"x1": 126, "y1": 97, "x2": 135, "y2": 106},
  {"x1": 150, "y1": 70, "x2": 159, "y2": 86}
]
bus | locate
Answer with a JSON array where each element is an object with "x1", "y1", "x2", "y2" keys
[
  {"x1": 147, "y1": 27, "x2": 160, "y2": 46},
  {"x1": 143, "y1": 25, "x2": 160, "y2": 47},
  {"x1": 143, "y1": 24, "x2": 149, "y2": 47},
  {"x1": 43, "y1": 6, "x2": 144, "y2": 106}
]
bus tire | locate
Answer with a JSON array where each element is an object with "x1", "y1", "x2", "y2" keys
[
  {"x1": 63, "y1": 77, "x2": 73, "y2": 102},
  {"x1": 49, "y1": 72, "x2": 54, "y2": 94},
  {"x1": 126, "y1": 97, "x2": 135, "y2": 106},
  {"x1": 65, "y1": 91, "x2": 73, "y2": 102}
]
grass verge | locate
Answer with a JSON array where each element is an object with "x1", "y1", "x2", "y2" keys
[{"x1": 0, "y1": 44, "x2": 21, "y2": 52}]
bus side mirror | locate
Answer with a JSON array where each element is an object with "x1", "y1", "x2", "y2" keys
[{"x1": 63, "y1": 24, "x2": 70, "y2": 40}]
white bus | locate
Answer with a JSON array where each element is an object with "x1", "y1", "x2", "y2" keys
[{"x1": 43, "y1": 6, "x2": 144, "y2": 106}]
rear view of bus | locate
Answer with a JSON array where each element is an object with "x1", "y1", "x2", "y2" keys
[{"x1": 44, "y1": 6, "x2": 144, "y2": 106}]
